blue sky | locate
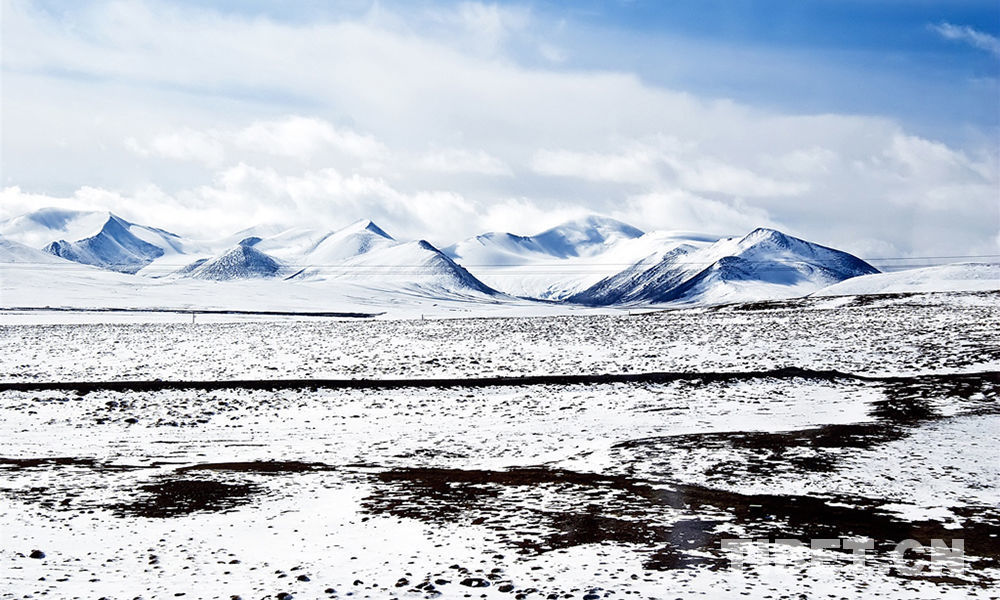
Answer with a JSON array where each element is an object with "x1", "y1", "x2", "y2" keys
[
  {"x1": 562, "y1": 0, "x2": 1000, "y2": 141},
  {"x1": 2, "y1": 0, "x2": 998, "y2": 258},
  {"x1": 114, "y1": 0, "x2": 1000, "y2": 139}
]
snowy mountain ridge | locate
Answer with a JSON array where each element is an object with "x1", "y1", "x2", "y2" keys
[
  {"x1": 4, "y1": 206, "x2": 991, "y2": 308},
  {"x1": 168, "y1": 219, "x2": 500, "y2": 299},
  {"x1": 567, "y1": 228, "x2": 880, "y2": 305},
  {"x1": 443, "y1": 215, "x2": 644, "y2": 265},
  {"x1": 1, "y1": 209, "x2": 188, "y2": 274}
]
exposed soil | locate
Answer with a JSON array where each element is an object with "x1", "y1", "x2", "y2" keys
[
  {"x1": 1, "y1": 367, "x2": 996, "y2": 395},
  {"x1": 175, "y1": 460, "x2": 337, "y2": 473},
  {"x1": 111, "y1": 479, "x2": 263, "y2": 518},
  {"x1": 362, "y1": 465, "x2": 1000, "y2": 582},
  {"x1": 3, "y1": 299, "x2": 997, "y2": 598}
]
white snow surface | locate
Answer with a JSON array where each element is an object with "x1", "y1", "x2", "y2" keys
[
  {"x1": 0, "y1": 237, "x2": 69, "y2": 265},
  {"x1": 1, "y1": 299, "x2": 997, "y2": 598},
  {"x1": 813, "y1": 262, "x2": 1000, "y2": 296},
  {"x1": 291, "y1": 238, "x2": 484, "y2": 291}
]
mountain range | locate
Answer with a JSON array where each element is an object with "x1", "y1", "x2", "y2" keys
[{"x1": 1, "y1": 207, "x2": 992, "y2": 310}]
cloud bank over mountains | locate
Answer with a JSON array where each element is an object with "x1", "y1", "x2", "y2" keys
[{"x1": 1, "y1": 0, "x2": 997, "y2": 260}]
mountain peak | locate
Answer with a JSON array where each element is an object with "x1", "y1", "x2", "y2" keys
[
  {"x1": 540, "y1": 215, "x2": 644, "y2": 237},
  {"x1": 569, "y1": 225, "x2": 880, "y2": 306},
  {"x1": 444, "y1": 215, "x2": 644, "y2": 265},
  {"x1": 530, "y1": 215, "x2": 644, "y2": 258},
  {"x1": 341, "y1": 218, "x2": 393, "y2": 240},
  {"x1": 98, "y1": 212, "x2": 134, "y2": 235},
  {"x1": 39, "y1": 211, "x2": 168, "y2": 274},
  {"x1": 735, "y1": 227, "x2": 797, "y2": 252},
  {"x1": 741, "y1": 227, "x2": 790, "y2": 244},
  {"x1": 415, "y1": 239, "x2": 438, "y2": 252},
  {"x1": 183, "y1": 242, "x2": 283, "y2": 280}
]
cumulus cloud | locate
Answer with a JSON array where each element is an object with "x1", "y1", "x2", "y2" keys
[
  {"x1": 532, "y1": 141, "x2": 809, "y2": 197},
  {"x1": 931, "y1": 22, "x2": 1000, "y2": 57},
  {"x1": 674, "y1": 159, "x2": 809, "y2": 198},
  {"x1": 126, "y1": 117, "x2": 385, "y2": 165},
  {"x1": 615, "y1": 190, "x2": 775, "y2": 238},
  {"x1": 531, "y1": 148, "x2": 663, "y2": 184},
  {"x1": 477, "y1": 198, "x2": 593, "y2": 235},
  {"x1": 234, "y1": 116, "x2": 386, "y2": 160},
  {"x1": 416, "y1": 148, "x2": 512, "y2": 176},
  {"x1": 126, "y1": 129, "x2": 226, "y2": 167}
]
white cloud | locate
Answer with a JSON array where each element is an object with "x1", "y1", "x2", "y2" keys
[
  {"x1": 0, "y1": 165, "x2": 476, "y2": 247},
  {"x1": 763, "y1": 147, "x2": 838, "y2": 176},
  {"x1": 673, "y1": 158, "x2": 809, "y2": 198},
  {"x1": 127, "y1": 128, "x2": 226, "y2": 166},
  {"x1": 531, "y1": 148, "x2": 662, "y2": 184},
  {"x1": 931, "y1": 22, "x2": 1000, "y2": 57},
  {"x1": 477, "y1": 198, "x2": 592, "y2": 234},
  {"x1": 538, "y1": 43, "x2": 567, "y2": 64},
  {"x1": 126, "y1": 116, "x2": 385, "y2": 166},
  {"x1": 531, "y1": 141, "x2": 808, "y2": 196},
  {"x1": 234, "y1": 116, "x2": 386, "y2": 160},
  {"x1": 0, "y1": 0, "x2": 997, "y2": 258},
  {"x1": 417, "y1": 148, "x2": 512, "y2": 176},
  {"x1": 615, "y1": 190, "x2": 775, "y2": 238},
  {"x1": 451, "y1": 2, "x2": 532, "y2": 55}
]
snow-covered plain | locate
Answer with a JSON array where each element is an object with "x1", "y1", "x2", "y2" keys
[
  {"x1": 3, "y1": 291, "x2": 997, "y2": 382},
  {"x1": 1, "y1": 292, "x2": 998, "y2": 599},
  {"x1": 813, "y1": 263, "x2": 1000, "y2": 296}
]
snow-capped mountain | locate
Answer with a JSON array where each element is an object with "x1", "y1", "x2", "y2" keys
[
  {"x1": 570, "y1": 228, "x2": 879, "y2": 305},
  {"x1": 443, "y1": 216, "x2": 677, "y2": 300},
  {"x1": 293, "y1": 220, "x2": 396, "y2": 265},
  {"x1": 181, "y1": 238, "x2": 287, "y2": 281},
  {"x1": 0, "y1": 208, "x2": 188, "y2": 274},
  {"x1": 291, "y1": 238, "x2": 500, "y2": 298},
  {"x1": 0, "y1": 233, "x2": 164, "y2": 310},
  {"x1": 0, "y1": 208, "x2": 112, "y2": 249},
  {"x1": 254, "y1": 220, "x2": 500, "y2": 298},
  {"x1": 0, "y1": 208, "x2": 919, "y2": 309},
  {"x1": 444, "y1": 215, "x2": 643, "y2": 264},
  {"x1": 43, "y1": 215, "x2": 169, "y2": 274},
  {"x1": 168, "y1": 219, "x2": 498, "y2": 298},
  {"x1": 212, "y1": 219, "x2": 394, "y2": 263}
]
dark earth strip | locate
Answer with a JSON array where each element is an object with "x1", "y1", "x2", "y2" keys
[
  {"x1": 111, "y1": 479, "x2": 263, "y2": 518},
  {"x1": 0, "y1": 456, "x2": 146, "y2": 471},
  {"x1": 1, "y1": 367, "x2": 997, "y2": 394},
  {"x1": 175, "y1": 460, "x2": 339, "y2": 473},
  {"x1": 1, "y1": 306, "x2": 383, "y2": 318}
]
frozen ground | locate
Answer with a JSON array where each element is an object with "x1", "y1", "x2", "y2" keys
[
  {"x1": 2, "y1": 291, "x2": 997, "y2": 383},
  {"x1": 0, "y1": 291, "x2": 997, "y2": 599}
]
